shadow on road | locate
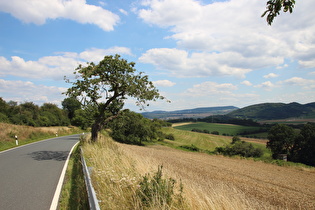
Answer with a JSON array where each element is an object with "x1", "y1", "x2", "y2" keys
[{"x1": 28, "y1": 151, "x2": 69, "y2": 161}]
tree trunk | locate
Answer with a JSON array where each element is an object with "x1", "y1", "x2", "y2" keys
[{"x1": 91, "y1": 122, "x2": 101, "y2": 142}]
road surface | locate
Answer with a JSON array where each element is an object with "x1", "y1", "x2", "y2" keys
[{"x1": 0, "y1": 134, "x2": 80, "y2": 210}]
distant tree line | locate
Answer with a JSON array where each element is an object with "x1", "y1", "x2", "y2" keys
[
  {"x1": 167, "y1": 115, "x2": 261, "y2": 126},
  {"x1": 0, "y1": 97, "x2": 69, "y2": 126},
  {"x1": 267, "y1": 123, "x2": 315, "y2": 166}
]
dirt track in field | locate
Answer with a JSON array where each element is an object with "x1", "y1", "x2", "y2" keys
[{"x1": 119, "y1": 144, "x2": 315, "y2": 209}]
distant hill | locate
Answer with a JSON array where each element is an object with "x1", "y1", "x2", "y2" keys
[
  {"x1": 227, "y1": 102, "x2": 315, "y2": 120},
  {"x1": 141, "y1": 106, "x2": 238, "y2": 119}
]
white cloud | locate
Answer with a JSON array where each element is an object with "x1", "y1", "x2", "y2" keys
[
  {"x1": 241, "y1": 80, "x2": 252, "y2": 86},
  {"x1": 139, "y1": 48, "x2": 252, "y2": 78},
  {"x1": 0, "y1": 79, "x2": 66, "y2": 105},
  {"x1": 185, "y1": 81, "x2": 237, "y2": 97},
  {"x1": 0, "y1": 47, "x2": 132, "y2": 80},
  {"x1": 153, "y1": 80, "x2": 176, "y2": 87},
  {"x1": 282, "y1": 77, "x2": 315, "y2": 89},
  {"x1": 119, "y1": 9, "x2": 128, "y2": 15},
  {"x1": 254, "y1": 81, "x2": 276, "y2": 91},
  {"x1": 0, "y1": 0, "x2": 120, "y2": 31},
  {"x1": 263, "y1": 73, "x2": 279, "y2": 79},
  {"x1": 79, "y1": 47, "x2": 132, "y2": 62},
  {"x1": 136, "y1": 0, "x2": 315, "y2": 74}
]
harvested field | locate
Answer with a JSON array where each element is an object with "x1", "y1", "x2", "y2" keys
[{"x1": 119, "y1": 143, "x2": 315, "y2": 209}]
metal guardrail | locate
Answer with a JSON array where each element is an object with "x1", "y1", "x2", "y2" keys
[{"x1": 81, "y1": 148, "x2": 101, "y2": 210}]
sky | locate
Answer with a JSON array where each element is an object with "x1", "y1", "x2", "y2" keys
[{"x1": 0, "y1": 0, "x2": 315, "y2": 112}]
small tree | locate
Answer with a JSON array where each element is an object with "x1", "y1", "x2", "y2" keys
[
  {"x1": 267, "y1": 124, "x2": 296, "y2": 159},
  {"x1": 65, "y1": 54, "x2": 166, "y2": 142}
]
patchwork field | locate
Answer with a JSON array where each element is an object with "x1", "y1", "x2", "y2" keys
[{"x1": 173, "y1": 122, "x2": 268, "y2": 138}]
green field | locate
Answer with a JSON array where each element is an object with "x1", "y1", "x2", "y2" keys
[
  {"x1": 161, "y1": 126, "x2": 271, "y2": 159},
  {"x1": 173, "y1": 122, "x2": 267, "y2": 138},
  {"x1": 161, "y1": 127, "x2": 232, "y2": 151}
]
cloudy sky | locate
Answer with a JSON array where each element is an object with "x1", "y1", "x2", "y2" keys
[{"x1": 0, "y1": 0, "x2": 315, "y2": 111}]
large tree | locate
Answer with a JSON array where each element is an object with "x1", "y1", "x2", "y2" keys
[
  {"x1": 64, "y1": 54, "x2": 165, "y2": 142},
  {"x1": 262, "y1": 0, "x2": 295, "y2": 25}
]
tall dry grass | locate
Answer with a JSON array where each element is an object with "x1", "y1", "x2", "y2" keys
[
  {"x1": 81, "y1": 133, "x2": 278, "y2": 210},
  {"x1": 81, "y1": 132, "x2": 187, "y2": 210}
]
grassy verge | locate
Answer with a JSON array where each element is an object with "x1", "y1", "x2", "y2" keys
[
  {"x1": 81, "y1": 132, "x2": 187, "y2": 210},
  {"x1": 0, "y1": 123, "x2": 82, "y2": 151},
  {"x1": 58, "y1": 143, "x2": 89, "y2": 209}
]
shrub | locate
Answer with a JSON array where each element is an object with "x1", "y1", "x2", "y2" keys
[
  {"x1": 180, "y1": 144, "x2": 200, "y2": 152},
  {"x1": 136, "y1": 165, "x2": 184, "y2": 208},
  {"x1": 211, "y1": 131, "x2": 219, "y2": 135},
  {"x1": 165, "y1": 133, "x2": 175, "y2": 140},
  {"x1": 215, "y1": 141, "x2": 263, "y2": 158}
]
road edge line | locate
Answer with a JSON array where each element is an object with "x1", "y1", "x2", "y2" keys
[{"x1": 49, "y1": 141, "x2": 80, "y2": 210}]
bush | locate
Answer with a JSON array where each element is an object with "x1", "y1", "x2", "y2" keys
[
  {"x1": 215, "y1": 141, "x2": 263, "y2": 158},
  {"x1": 136, "y1": 165, "x2": 184, "y2": 208},
  {"x1": 211, "y1": 131, "x2": 219, "y2": 135},
  {"x1": 165, "y1": 133, "x2": 175, "y2": 140},
  {"x1": 180, "y1": 144, "x2": 200, "y2": 152}
]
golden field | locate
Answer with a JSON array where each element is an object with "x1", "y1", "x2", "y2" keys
[{"x1": 82, "y1": 134, "x2": 315, "y2": 210}]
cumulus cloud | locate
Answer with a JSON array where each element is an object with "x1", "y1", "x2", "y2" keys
[
  {"x1": 0, "y1": 47, "x2": 132, "y2": 80},
  {"x1": 153, "y1": 80, "x2": 176, "y2": 87},
  {"x1": 185, "y1": 81, "x2": 237, "y2": 97},
  {"x1": 136, "y1": 0, "x2": 315, "y2": 76},
  {"x1": 264, "y1": 73, "x2": 279, "y2": 79},
  {"x1": 0, "y1": 0, "x2": 120, "y2": 31},
  {"x1": 139, "y1": 48, "x2": 253, "y2": 78},
  {"x1": 241, "y1": 80, "x2": 252, "y2": 86},
  {"x1": 0, "y1": 79, "x2": 66, "y2": 105},
  {"x1": 281, "y1": 77, "x2": 315, "y2": 89},
  {"x1": 254, "y1": 81, "x2": 276, "y2": 91}
]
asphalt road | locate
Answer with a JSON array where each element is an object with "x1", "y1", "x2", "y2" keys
[{"x1": 0, "y1": 134, "x2": 80, "y2": 210}]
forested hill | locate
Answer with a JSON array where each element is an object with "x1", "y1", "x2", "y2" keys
[
  {"x1": 141, "y1": 106, "x2": 238, "y2": 119},
  {"x1": 227, "y1": 102, "x2": 315, "y2": 120}
]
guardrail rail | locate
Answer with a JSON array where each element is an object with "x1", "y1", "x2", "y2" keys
[{"x1": 81, "y1": 148, "x2": 101, "y2": 210}]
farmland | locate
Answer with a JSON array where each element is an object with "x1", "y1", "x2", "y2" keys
[
  {"x1": 83, "y1": 133, "x2": 315, "y2": 209},
  {"x1": 173, "y1": 122, "x2": 268, "y2": 138}
]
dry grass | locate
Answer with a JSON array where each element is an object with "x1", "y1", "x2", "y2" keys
[
  {"x1": 0, "y1": 123, "x2": 81, "y2": 151},
  {"x1": 82, "y1": 132, "x2": 315, "y2": 209},
  {"x1": 81, "y1": 133, "x2": 187, "y2": 210}
]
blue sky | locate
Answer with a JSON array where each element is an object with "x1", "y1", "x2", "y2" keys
[{"x1": 0, "y1": 0, "x2": 315, "y2": 112}]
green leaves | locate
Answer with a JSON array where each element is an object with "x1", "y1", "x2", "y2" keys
[
  {"x1": 64, "y1": 54, "x2": 167, "y2": 141},
  {"x1": 262, "y1": 0, "x2": 295, "y2": 25}
]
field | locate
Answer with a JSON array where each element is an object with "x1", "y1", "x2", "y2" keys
[
  {"x1": 83, "y1": 133, "x2": 315, "y2": 209},
  {"x1": 173, "y1": 122, "x2": 268, "y2": 138}
]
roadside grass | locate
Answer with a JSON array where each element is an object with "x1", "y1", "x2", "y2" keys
[
  {"x1": 81, "y1": 132, "x2": 187, "y2": 210},
  {"x1": 173, "y1": 122, "x2": 267, "y2": 138},
  {"x1": 58, "y1": 143, "x2": 89, "y2": 210},
  {"x1": 0, "y1": 123, "x2": 82, "y2": 151}
]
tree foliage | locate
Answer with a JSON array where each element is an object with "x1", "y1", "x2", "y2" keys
[
  {"x1": 0, "y1": 97, "x2": 70, "y2": 127},
  {"x1": 64, "y1": 54, "x2": 165, "y2": 142},
  {"x1": 108, "y1": 110, "x2": 165, "y2": 145},
  {"x1": 262, "y1": 0, "x2": 295, "y2": 25},
  {"x1": 215, "y1": 137, "x2": 263, "y2": 158},
  {"x1": 267, "y1": 123, "x2": 315, "y2": 166},
  {"x1": 267, "y1": 124, "x2": 296, "y2": 158}
]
